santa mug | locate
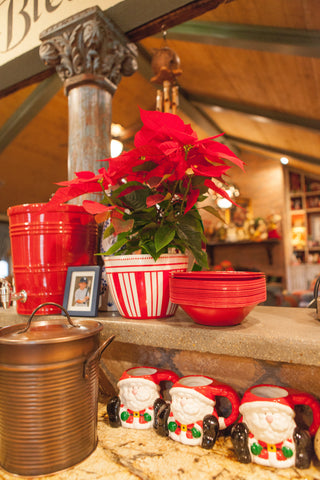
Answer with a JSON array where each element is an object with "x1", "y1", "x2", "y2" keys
[
  {"x1": 107, "y1": 366, "x2": 179, "y2": 430},
  {"x1": 231, "y1": 384, "x2": 320, "y2": 469},
  {"x1": 155, "y1": 375, "x2": 240, "y2": 449}
]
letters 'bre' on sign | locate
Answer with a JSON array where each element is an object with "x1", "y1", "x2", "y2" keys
[{"x1": 0, "y1": 0, "x2": 119, "y2": 67}]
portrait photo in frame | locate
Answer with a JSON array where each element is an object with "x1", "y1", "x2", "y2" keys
[{"x1": 63, "y1": 265, "x2": 101, "y2": 317}]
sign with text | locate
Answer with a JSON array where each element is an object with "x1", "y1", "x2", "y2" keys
[{"x1": 0, "y1": 0, "x2": 120, "y2": 67}]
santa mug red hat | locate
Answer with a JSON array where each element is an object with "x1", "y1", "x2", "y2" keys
[
  {"x1": 118, "y1": 366, "x2": 179, "y2": 388},
  {"x1": 169, "y1": 374, "x2": 240, "y2": 429},
  {"x1": 240, "y1": 384, "x2": 320, "y2": 436}
]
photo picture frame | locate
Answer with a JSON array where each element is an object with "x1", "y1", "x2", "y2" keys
[{"x1": 63, "y1": 265, "x2": 101, "y2": 317}]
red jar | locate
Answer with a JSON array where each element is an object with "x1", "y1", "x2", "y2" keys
[{"x1": 8, "y1": 203, "x2": 98, "y2": 314}]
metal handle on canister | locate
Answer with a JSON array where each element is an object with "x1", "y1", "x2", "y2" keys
[
  {"x1": 308, "y1": 276, "x2": 320, "y2": 320},
  {"x1": 17, "y1": 302, "x2": 78, "y2": 333},
  {"x1": 83, "y1": 335, "x2": 116, "y2": 379}
]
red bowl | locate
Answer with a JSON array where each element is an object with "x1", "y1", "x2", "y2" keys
[
  {"x1": 171, "y1": 271, "x2": 265, "y2": 280},
  {"x1": 171, "y1": 295, "x2": 266, "y2": 307},
  {"x1": 170, "y1": 278, "x2": 266, "y2": 290},
  {"x1": 180, "y1": 303, "x2": 256, "y2": 326},
  {"x1": 170, "y1": 285, "x2": 266, "y2": 297},
  {"x1": 170, "y1": 292, "x2": 266, "y2": 302},
  {"x1": 170, "y1": 293, "x2": 266, "y2": 302}
]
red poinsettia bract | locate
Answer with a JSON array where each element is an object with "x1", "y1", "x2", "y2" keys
[{"x1": 46, "y1": 108, "x2": 245, "y2": 268}]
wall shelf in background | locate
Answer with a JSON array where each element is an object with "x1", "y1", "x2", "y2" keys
[{"x1": 206, "y1": 239, "x2": 280, "y2": 266}]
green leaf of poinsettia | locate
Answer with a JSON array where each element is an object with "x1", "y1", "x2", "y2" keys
[
  {"x1": 175, "y1": 211, "x2": 208, "y2": 269},
  {"x1": 120, "y1": 188, "x2": 150, "y2": 211},
  {"x1": 190, "y1": 247, "x2": 208, "y2": 270},
  {"x1": 176, "y1": 214, "x2": 202, "y2": 247},
  {"x1": 122, "y1": 240, "x2": 141, "y2": 255},
  {"x1": 140, "y1": 222, "x2": 158, "y2": 233},
  {"x1": 155, "y1": 225, "x2": 176, "y2": 252},
  {"x1": 104, "y1": 235, "x2": 128, "y2": 255},
  {"x1": 103, "y1": 222, "x2": 115, "y2": 239},
  {"x1": 200, "y1": 205, "x2": 225, "y2": 222},
  {"x1": 132, "y1": 161, "x2": 157, "y2": 172},
  {"x1": 140, "y1": 240, "x2": 157, "y2": 259}
]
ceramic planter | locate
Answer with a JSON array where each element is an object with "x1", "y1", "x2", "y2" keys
[{"x1": 103, "y1": 253, "x2": 188, "y2": 319}]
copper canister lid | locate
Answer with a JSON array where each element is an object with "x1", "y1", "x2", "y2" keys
[
  {"x1": 0, "y1": 302, "x2": 102, "y2": 345},
  {"x1": 0, "y1": 303, "x2": 105, "y2": 366},
  {"x1": 0, "y1": 319, "x2": 102, "y2": 344}
]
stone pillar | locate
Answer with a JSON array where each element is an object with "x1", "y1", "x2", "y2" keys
[{"x1": 39, "y1": 6, "x2": 138, "y2": 180}]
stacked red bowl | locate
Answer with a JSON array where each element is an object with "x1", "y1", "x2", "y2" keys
[{"x1": 169, "y1": 271, "x2": 266, "y2": 326}]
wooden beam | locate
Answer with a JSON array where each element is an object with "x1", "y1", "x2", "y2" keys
[
  {"x1": 0, "y1": 74, "x2": 62, "y2": 154},
  {"x1": 0, "y1": 53, "x2": 55, "y2": 100},
  {"x1": 0, "y1": 0, "x2": 227, "y2": 97},
  {"x1": 0, "y1": 42, "x2": 237, "y2": 161},
  {"x1": 125, "y1": 0, "x2": 229, "y2": 42},
  {"x1": 187, "y1": 93, "x2": 320, "y2": 133},
  {"x1": 164, "y1": 21, "x2": 320, "y2": 58},
  {"x1": 181, "y1": 97, "x2": 320, "y2": 165},
  {"x1": 227, "y1": 135, "x2": 320, "y2": 166}
]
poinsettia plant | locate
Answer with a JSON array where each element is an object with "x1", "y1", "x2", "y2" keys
[{"x1": 48, "y1": 108, "x2": 244, "y2": 269}]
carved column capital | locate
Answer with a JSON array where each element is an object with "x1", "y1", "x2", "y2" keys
[{"x1": 39, "y1": 6, "x2": 138, "y2": 94}]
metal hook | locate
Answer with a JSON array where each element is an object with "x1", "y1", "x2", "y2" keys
[{"x1": 161, "y1": 24, "x2": 168, "y2": 42}]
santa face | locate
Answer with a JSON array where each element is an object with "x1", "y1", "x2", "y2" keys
[
  {"x1": 241, "y1": 404, "x2": 296, "y2": 444},
  {"x1": 119, "y1": 379, "x2": 160, "y2": 411},
  {"x1": 170, "y1": 390, "x2": 214, "y2": 425}
]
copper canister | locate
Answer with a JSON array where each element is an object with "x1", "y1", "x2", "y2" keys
[{"x1": 0, "y1": 303, "x2": 114, "y2": 476}]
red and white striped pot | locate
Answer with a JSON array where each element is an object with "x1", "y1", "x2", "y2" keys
[{"x1": 103, "y1": 254, "x2": 189, "y2": 319}]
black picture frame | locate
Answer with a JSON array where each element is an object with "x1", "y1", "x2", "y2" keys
[{"x1": 63, "y1": 265, "x2": 101, "y2": 317}]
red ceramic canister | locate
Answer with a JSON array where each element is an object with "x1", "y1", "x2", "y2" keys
[{"x1": 7, "y1": 203, "x2": 98, "y2": 315}]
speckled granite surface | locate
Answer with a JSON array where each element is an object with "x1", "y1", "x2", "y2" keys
[
  {"x1": 1, "y1": 306, "x2": 320, "y2": 366},
  {"x1": 0, "y1": 404, "x2": 319, "y2": 480},
  {"x1": 1, "y1": 307, "x2": 320, "y2": 479}
]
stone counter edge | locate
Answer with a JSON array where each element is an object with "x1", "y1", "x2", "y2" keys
[{"x1": 1, "y1": 306, "x2": 319, "y2": 367}]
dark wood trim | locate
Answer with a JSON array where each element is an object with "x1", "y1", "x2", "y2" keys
[
  {"x1": 0, "y1": 67, "x2": 54, "y2": 100},
  {"x1": 125, "y1": 0, "x2": 229, "y2": 42},
  {"x1": 0, "y1": 74, "x2": 62, "y2": 154},
  {"x1": 0, "y1": 46, "x2": 55, "y2": 99},
  {"x1": 0, "y1": 0, "x2": 227, "y2": 97},
  {"x1": 227, "y1": 135, "x2": 320, "y2": 167},
  {"x1": 163, "y1": 20, "x2": 320, "y2": 58},
  {"x1": 188, "y1": 93, "x2": 320, "y2": 133}
]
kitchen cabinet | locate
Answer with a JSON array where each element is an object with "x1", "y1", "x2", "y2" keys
[
  {"x1": 287, "y1": 169, "x2": 320, "y2": 263},
  {"x1": 285, "y1": 168, "x2": 320, "y2": 291}
]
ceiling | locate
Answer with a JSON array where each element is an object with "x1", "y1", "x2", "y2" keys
[{"x1": 1, "y1": 0, "x2": 320, "y2": 216}]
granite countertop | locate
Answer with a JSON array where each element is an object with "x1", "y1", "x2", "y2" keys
[
  {"x1": 0, "y1": 307, "x2": 320, "y2": 478},
  {"x1": 98, "y1": 305, "x2": 320, "y2": 366},
  {"x1": 0, "y1": 404, "x2": 319, "y2": 480},
  {"x1": 1, "y1": 305, "x2": 319, "y2": 366}
]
